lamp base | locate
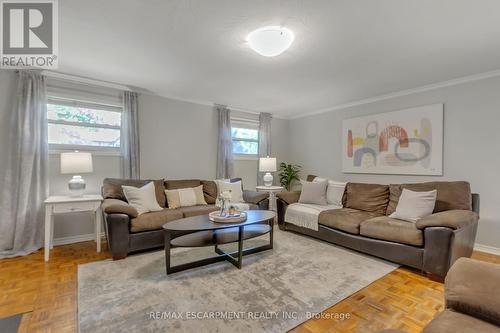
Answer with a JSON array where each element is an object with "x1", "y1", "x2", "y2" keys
[
  {"x1": 68, "y1": 175, "x2": 86, "y2": 197},
  {"x1": 263, "y1": 172, "x2": 273, "y2": 187}
]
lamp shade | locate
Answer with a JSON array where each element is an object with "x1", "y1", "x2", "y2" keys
[
  {"x1": 60, "y1": 152, "x2": 93, "y2": 174},
  {"x1": 259, "y1": 157, "x2": 277, "y2": 172}
]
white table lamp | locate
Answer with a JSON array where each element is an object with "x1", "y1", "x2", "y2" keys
[
  {"x1": 60, "y1": 151, "x2": 93, "y2": 197},
  {"x1": 259, "y1": 156, "x2": 277, "y2": 187}
]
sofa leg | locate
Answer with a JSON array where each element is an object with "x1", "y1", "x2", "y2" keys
[
  {"x1": 426, "y1": 272, "x2": 444, "y2": 283},
  {"x1": 112, "y1": 253, "x2": 127, "y2": 260}
]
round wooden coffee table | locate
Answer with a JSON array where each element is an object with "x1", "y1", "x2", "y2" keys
[{"x1": 163, "y1": 210, "x2": 276, "y2": 274}]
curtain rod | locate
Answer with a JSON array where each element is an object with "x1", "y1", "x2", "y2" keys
[{"x1": 41, "y1": 70, "x2": 132, "y2": 91}]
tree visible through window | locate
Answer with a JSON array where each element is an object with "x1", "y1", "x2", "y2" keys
[
  {"x1": 47, "y1": 100, "x2": 122, "y2": 149},
  {"x1": 231, "y1": 127, "x2": 259, "y2": 155}
]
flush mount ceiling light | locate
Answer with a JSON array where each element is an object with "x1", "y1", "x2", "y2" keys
[{"x1": 246, "y1": 26, "x2": 295, "y2": 57}]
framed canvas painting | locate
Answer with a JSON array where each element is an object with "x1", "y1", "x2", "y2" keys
[{"x1": 342, "y1": 104, "x2": 443, "y2": 175}]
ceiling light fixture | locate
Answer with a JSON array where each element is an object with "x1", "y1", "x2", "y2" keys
[{"x1": 246, "y1": 26, "x2": 295, "y2": 57}]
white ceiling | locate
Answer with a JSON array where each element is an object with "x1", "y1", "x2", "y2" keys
[{"x1": 59, "y1": 0, "x2": 500, "y2": 118}]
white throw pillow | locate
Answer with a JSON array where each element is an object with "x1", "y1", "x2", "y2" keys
[
  {"x1": 313, "y1": 177, "x2": 346, "y2": 206},
  {"x1": 390, "y1": 189, "x2": 437, "y2": 222},
  {"x1": 122, "y1": 182, "x2": 163, "y2": 215},
  {"x1": 216, "y1": 180, "x2": 244, "y2": 203},
  {"x1": 326, "y1": 180, "x2": 346, "y2": 206}
]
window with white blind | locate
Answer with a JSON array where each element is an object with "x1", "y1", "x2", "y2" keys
[
  {"x1": 231, "y1": 118, "x2": 259, "y2": 157},
  {"x1": 47, "y1": 97, "x2": 122, "y2": 152}
]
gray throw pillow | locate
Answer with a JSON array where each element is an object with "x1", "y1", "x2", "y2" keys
[{"x1": 299, "y1": 180, "x2": 328, "y2": 205}]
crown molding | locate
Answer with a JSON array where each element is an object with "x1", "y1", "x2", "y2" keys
[
  {"x1": 288, "y1": 69, "x2": 500, "y2": 120},
  {"x1": 141, "y1": 91, "x2": 289, "y2": 119},
  {"x1": 42, "y1": 70, "x2": 132, "y2": 91},
  {"x1": 41, "y1": 70, "x2": 287, "y2": 119}
]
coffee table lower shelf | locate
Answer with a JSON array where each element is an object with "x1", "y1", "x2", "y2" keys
[{"x1": 164, "y1": 224, "x2": 273, "y2": 274}]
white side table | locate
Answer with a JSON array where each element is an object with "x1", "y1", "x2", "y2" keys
[
  {"x1": 44, "y1": 194, "x2": 103, "y2": 261},
  {"x1": 255, "y1": 186, "x2": 284, "y2": 211}
]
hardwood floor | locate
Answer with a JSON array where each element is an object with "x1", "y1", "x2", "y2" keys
[{"x1": 0, "y1": 241, "x2": 497, "y2": 333}]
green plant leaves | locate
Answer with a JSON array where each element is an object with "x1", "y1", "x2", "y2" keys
[{"x1": 278, "y1": 162, "x2": 301, "y2": 191}]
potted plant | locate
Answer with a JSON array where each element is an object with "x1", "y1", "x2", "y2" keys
[{"x1": 279, "y1": 162, "x2": 301, "y2": 191}]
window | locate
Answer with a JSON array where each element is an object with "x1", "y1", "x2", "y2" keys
[
  {"x1": 47, "y1": 97, "x2": 122, "y2": 151},
  {"x1": 231, "y1": 120, "x2": 259, "y2": 156}
]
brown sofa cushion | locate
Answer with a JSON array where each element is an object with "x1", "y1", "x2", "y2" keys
[
  {"x1": 179, "y1": 205, "x2": 219, "y2": 218},
  {"x1": 201, "y1": 180, "x2": 218, "y2": 204},
  {"x1": 102, "y1": 198, "x2": 138, "y2": 218},
  {"x1": 445, "y1": 258, "x2": 500, "y2": 326},
  {"x1": 416, "y1": 210, "x2": 479, "y2": 230},
  {"x1": 130, "y1": 208, "x2": 183, "y2": 232},
  {"x1": 164, "y1": 179, "x2": 201, "y2": 190},
  {"x1": 386, "y1": 181, "x2": 472, "y2": 215},
  {"x1": 319, "y1": 208, "x2": 382, "y2": 235},
  {"x1": 360, "y1": 216, "x2": 423, "y2": 246},
  {"x1": 345, "y1": 183, "x2": 390, "y2": 214},
  {"x1": 102, "y1": 178, "x2": 166, "y2": 208},
  {"x1": 422, "y1": 309, "x2": 499, "y2": 333}
]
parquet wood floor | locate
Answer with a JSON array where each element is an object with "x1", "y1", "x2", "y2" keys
[{"x1": 0, "y1": 240, "x2": 497, "y2": 333}]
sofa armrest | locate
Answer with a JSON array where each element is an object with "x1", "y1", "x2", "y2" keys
[
  {"x1": 243, "y1": 190, "x2": 269, "y2": 205},
  {"x1": 445, "y1": 258, "x2": 500, "y2": 326},
  {"x1": 416, "y1": 210, "x2": 478, "y2": 230},
  {"x1": 102, "y1": 198, "x2": 138, "y2": 218},
  {"x1": 104, "y1": 212, "x2": 131, "y2": 260},
  {"x1": 276, "y1": 191, "x2": 301, "y2": 205}
]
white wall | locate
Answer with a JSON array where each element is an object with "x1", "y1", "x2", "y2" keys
[
  {"x1": 289, "y1": 75, "x2": 500, "y2": 249},
  {"x1": 139, "y1": 94, "x2": 290, "y2": 188}
]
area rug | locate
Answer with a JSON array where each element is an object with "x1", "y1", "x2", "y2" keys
[
  {"x1": 78, "y1": 230, "x2": 398, "y2": 333},
  {"x1": 0, "y1": 314, "x2": 22, "y2": 333}
]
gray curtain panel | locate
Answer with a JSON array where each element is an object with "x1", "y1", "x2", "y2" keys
[
  {"x1": 121, "y1": 91, "x2": 140, "y2": 179},
  {"x1": 215, "y1": 104, "x2": 234, "y2": 179},
  {"x1": 257, "y1": 112, "x2": 272, "y2": 186},
  {"x1": 0, "y1": 70, "x2": 48, "y2": 259}
]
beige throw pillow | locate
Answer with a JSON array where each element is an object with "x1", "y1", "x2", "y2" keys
[
  {"x1": 299, "y1": 180, "x2": 328, "y2": 205},
  {"x1": 390, "y1": 189, "x2": 437, "y2": 222},
  {"x1": 165, "y1": 185, "x2": 207, "y2": 209},
  {"x1": 121, "y1": 182, "x2": 163, "y2": 215}
]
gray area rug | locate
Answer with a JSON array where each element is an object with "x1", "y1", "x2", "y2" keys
[
  {"x1": 78, "y1": 230, "x2": 397, "y2": 333},
  {"x1": 0, "y1": 314, "x2": 22, "y2": 333}
]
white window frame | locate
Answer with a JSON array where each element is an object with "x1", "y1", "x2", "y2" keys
[
  {"x1": 231, "y1": 117, "x2": 259, "y2": 160},
  {"x1": 47, "y1": 96, "x2": 123, "y2": 156}
]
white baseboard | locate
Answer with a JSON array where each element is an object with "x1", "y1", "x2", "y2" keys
[
  {"x1": 474, "y1": 243, "x2": 500, "y2": 256},
  {"x1": 53, "y1": 232, "x2": 105, "y2": 246}
]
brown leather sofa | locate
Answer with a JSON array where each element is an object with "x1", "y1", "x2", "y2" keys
[
  {"x1": 102, "y1": 178, "x2": 269, "y2": 259},
  {"x1": 381, "y1": 258, "x2": 500, "y2": 333},
  {"x1": 277, "y1": 176, "x2": 480, "y2": 279}
]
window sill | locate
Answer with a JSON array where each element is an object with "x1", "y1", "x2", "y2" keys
[
  {"x1": 234, "y1": 155, "x2": 258, "y2": 161},
  {"x1": 49, "y1": 148, "x2": 121, "y2": 157}
]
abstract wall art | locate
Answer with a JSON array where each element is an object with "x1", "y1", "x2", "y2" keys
[{"x1": 342, "y1": 104, "x2": 443, "y2": 175}]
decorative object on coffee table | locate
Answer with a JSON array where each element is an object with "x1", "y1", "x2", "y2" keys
[
  {"x1": 163, "y1": 210, "x2": 276, "y2": 274},
  {"x1": 259, "y1": 156, "x2": 277, "y2": 186},
  {"x1": 216, "y1": 190, "x2": 232, "y2": 215},
  {"x1": 278, "y1": 162, "x2": 301, "y2": 191},
  {"x1": 208, "y1": 210, "x2": 247, "y2": 223},
  {"x1": 60, "y1": 151, "x2": 93, "y2": 197}
]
